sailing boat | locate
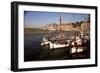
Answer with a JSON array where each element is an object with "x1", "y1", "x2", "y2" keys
[
  {"x1": 41, "y1": 13, "x2": 71, "y2": 49},
  {"x1": 41, "y1": 13, "x2": 89, "y2": 54}
]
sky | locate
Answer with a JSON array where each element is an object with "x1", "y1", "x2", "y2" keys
[{"x1": 24, "y1": 11, "x2": 89, "y2": 28}]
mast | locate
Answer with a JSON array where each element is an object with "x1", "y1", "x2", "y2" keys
[
  {"x1": 59, "y1": 13, "x2": 62, "y2": 30},
  {"x1": 85, "y1": 17, "x2": 87, "y2": 33}
]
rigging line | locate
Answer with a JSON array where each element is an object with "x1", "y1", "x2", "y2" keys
[{"x1": 71, "y1": 13, "x2": 75, "y2": 23}]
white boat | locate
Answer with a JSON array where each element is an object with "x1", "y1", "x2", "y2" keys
[
  {"x1": 41, "y1": 36, "x2": 85, "y2": 54},
  {"x1": 41, "y1": 37, "x2": 69, "y2": 49},
  {"x1": 41, "y1": 13, "x2": 88, "y2": 54}
]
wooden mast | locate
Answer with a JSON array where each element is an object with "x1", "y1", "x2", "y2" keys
[
  {"x1": 60, "y1": 13, "x2": 62, "y2": 30},
  {"x1": 59, "y1": 13, "x2": 63, "y2": 43}
]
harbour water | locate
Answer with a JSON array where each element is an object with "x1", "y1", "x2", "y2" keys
[
  {"x1": 24, "y1": 33, "x2": 46, "y2": 61},
  {"x1": 24, "y1": 32, "x2": 90, "y2": 62}
]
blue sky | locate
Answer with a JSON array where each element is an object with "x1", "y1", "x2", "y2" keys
[{"x1": 24, "y1": 11, "x2": 89, "y2": 28}]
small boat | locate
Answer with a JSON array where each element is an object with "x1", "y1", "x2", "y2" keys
[{"x1": 41, "y1": 37, "x2": 69, "y2": 49}]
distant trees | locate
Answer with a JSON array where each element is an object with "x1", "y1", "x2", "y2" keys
[
  {"x1": 24, "y1": 28, "x2": 42, "y2": 32},
  {"x1": 72, "y1": 14, "x2": 90, "y2": 28},
  {"x1": 72, "y1": 21, "x2": 84, "y2": 28}
]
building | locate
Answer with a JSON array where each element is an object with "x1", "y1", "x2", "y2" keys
[
  {"x1": 41, "y1": 23, "x2": 81, "y2": 31},
  {"x1": 81, "y1": 22, "x2": 90, "y2": 32}
]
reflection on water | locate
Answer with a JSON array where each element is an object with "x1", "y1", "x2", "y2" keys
[
  {"x1": 24, "y1": 34, "x2": 46, "y2": 61},
  {"x1": 24, "y1": 33, "x2": 90, "y2": 62}
]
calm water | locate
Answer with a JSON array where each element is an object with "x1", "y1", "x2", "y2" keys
[
  {"x1": 24, "y1": 33, "x2": 69, "y2": 61},
  {"x1": 24, "y1": 34, "x2": 45, "y2": 46},
  {"x1": 24, "y1": 32, "x2": 90, "y2": 62},
  {"x1": 24, "y1": 33, "x2": 47, "y2": 61}
]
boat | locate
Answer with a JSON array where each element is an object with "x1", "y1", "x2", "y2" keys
[
  {"x1": 41, "y1": 14, "x2": 70, "y2": 49},
  {"x1": 41, "y1": 13, "x2": 89, "y2": 54}
]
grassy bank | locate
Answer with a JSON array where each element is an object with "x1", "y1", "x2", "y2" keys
[{"x1": 24, "y1": 28, "x2": 50, "y2": 36}]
